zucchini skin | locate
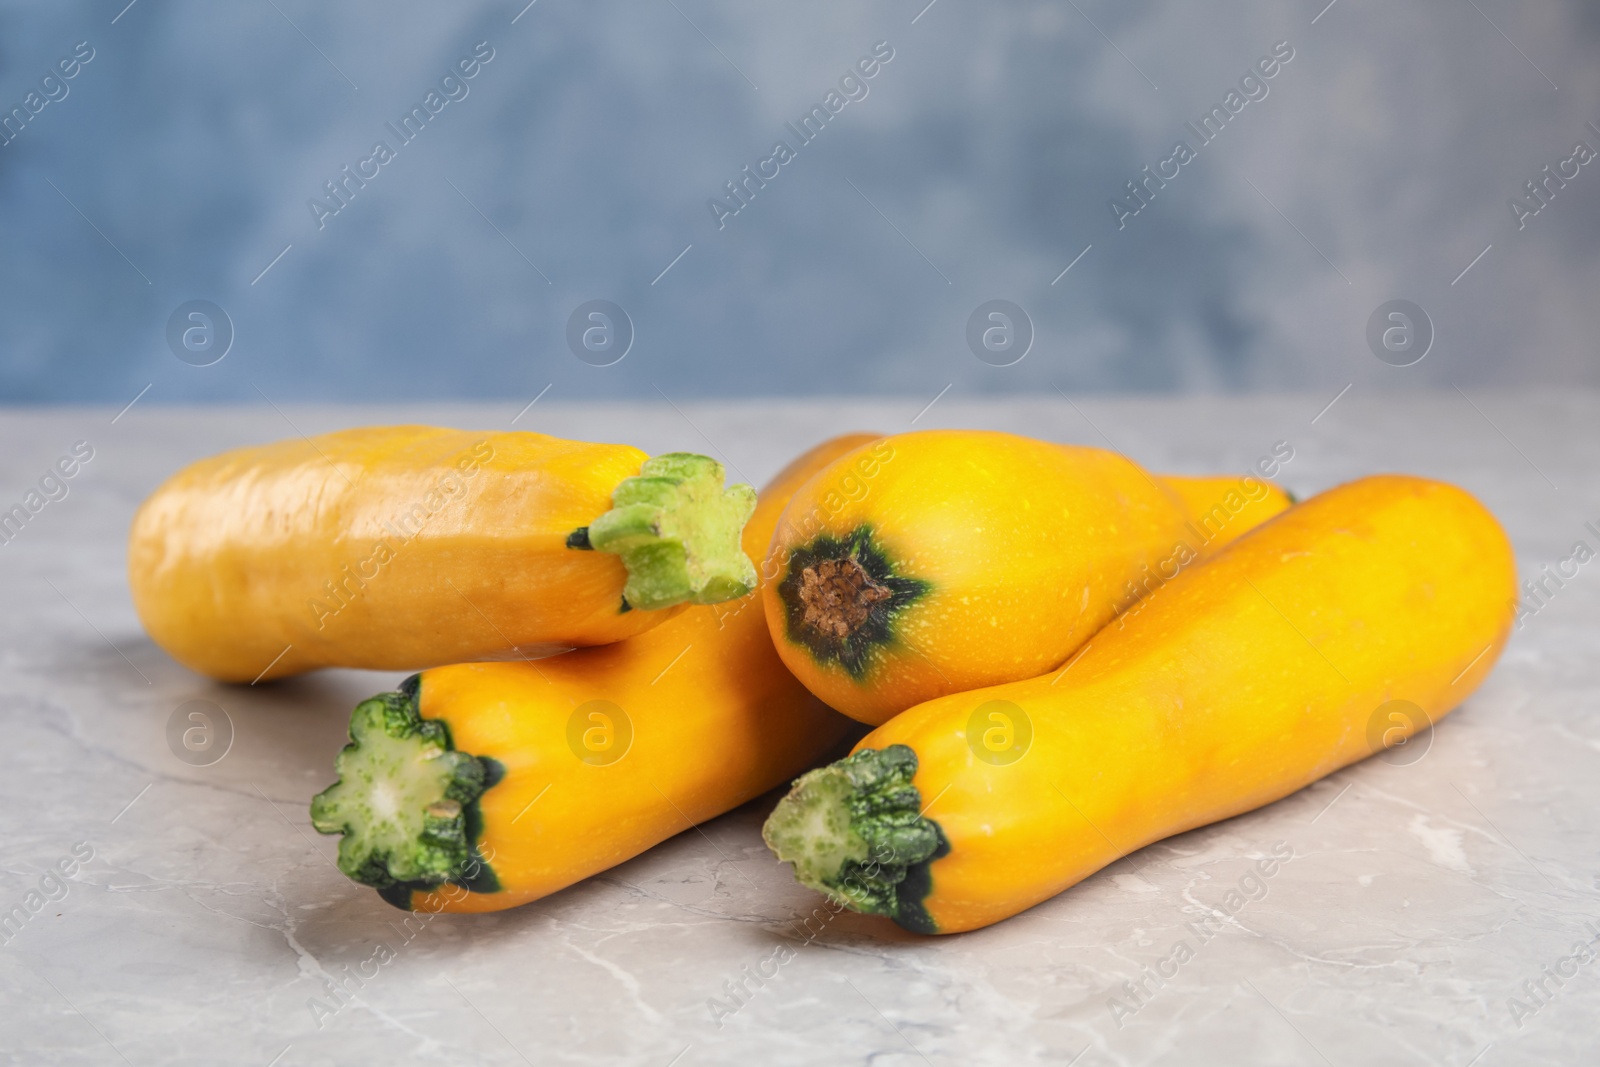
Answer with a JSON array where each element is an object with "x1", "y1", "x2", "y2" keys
[
  {"x1": 400, "y1": 435, "x2": 875, "y2": 913},
  {"x1": 855, "y1": 475, "x2": 1515, "y2": 933},
  {"x1": 762, "y1": 431, "x2": 1291, "y2": 725},
  {"x1": 130, "y1": 426, "x2": 681, "y2": 681},
  {"x1": 1155, "y1": 473, "x2": 1292, "y2": 549}
]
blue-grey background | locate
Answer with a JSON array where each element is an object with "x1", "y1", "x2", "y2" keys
[{"x1": 2, "y1": 0, "x2": 1597, "y2": 404}]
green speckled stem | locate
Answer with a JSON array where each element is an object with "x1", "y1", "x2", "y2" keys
[
  {"x1": 762, "y1": 744, "x2": 945, "y2": 932},
  {"x1": 583, "y1": 452, "x2": 758, "y2": 611},
  {"x1": 310, "y1": 677, "x2": 501, "y2": 903}
]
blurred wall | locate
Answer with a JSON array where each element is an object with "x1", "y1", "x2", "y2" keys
[{"x1": 1, "y1": 0, "x2": 1597, "y2": 403}]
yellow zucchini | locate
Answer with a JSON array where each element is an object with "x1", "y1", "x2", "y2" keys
[
  {"x1": 763, "y1": 475, "x2": 1515, "y2": 933},
  {"x1": 1156, "y1": 472, "x2": 1293, "y2": 549},
  {"x1": 309, "y1": 435, "x2": 873, "y2": 911},
  {"x1": 762, "y1": 430, "x2": 1292, "y2": 724},
  {"x1": 129, "y1": 426, "x2": 757, "y2": 681}
]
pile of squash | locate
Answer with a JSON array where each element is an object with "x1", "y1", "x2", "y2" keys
[{"x1": 128, "y1": 427, "x2": 1515, "y2": 933}]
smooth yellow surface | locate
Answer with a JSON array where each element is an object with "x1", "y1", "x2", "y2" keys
[
  {"x1": 1156, "y1": 473, "x2": 1292, "y2": 549},
  {"x1": 409, "y1": 435, "x2": 873, "y2": 914},
  {"x1": 861, "y1": 475, "x2": 1517, "y2": 933},
  {"x1": 763, "y1": 431, "x2": 1290, "y2": 724},
  {"x1": 128, "y1": 426, "x2": 666, "y2": 681}
]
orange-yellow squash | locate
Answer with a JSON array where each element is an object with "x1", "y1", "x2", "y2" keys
[
  {"x1": 763, "y1": 475, "x2": 1516, "y2": 933},
  {"x1": 309, "y1": 434, "x2": 874, "y2": 912},
  {"x1": 1156, "y1": 473, "x2": 1292, "y2": 549},
  {"x1": 129, "y1": 426, "x2": 759, "y2": 682},
  {"x1": 762, "y1": 430, "x2": 1292, "y2": 724}
]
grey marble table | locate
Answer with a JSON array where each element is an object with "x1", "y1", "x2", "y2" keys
[{"x1": 1, "y1": 393, "x2": 1596, "y2": 1066}]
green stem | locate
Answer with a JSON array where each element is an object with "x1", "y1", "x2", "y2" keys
[
  {"x1": 761, "y1": 744, "x2": 946, "y2": 933},
  {"x1": 582, "y1": 453, "x2": 758, "y2": 611},
  {"x1": 310, "y1": 676, "x2": 502, "y2": 908}
]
